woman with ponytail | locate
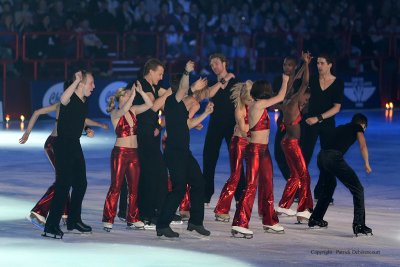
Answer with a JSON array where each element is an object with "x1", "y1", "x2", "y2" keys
[
  {"x1": 102, "y1": 81, "x2": 153, "y2": 232},
  {"x1": 214, "y1": 80, "x2": 253, "y2": 222}
]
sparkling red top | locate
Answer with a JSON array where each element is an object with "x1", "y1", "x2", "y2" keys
[
  {"x1": 115, "y1": 110, "x2": 137, "y2": 137},
  {"x1": 250, "y1": 109, "x2": 270, "y2": 131}
]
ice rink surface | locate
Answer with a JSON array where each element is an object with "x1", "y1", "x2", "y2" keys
[{"x1": 1, "y1": 110, "x2": 399, "y2": 266}]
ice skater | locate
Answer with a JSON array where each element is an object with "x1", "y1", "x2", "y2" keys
[
  {"x1": 214, "y1": 81, "x2": 253, "y2": 222},
  {"x1": 156, "y1": 61, "x2": 213, "y2": 238},
  {"x1": 42, "y1": 70, "x2": 95, "y2": 239},
  {"x1": 276, "y1": 52, "x2": 313, "y2": 222},
  {"x1": 231, "y1": 74, "x2": 289, "y2": 238},
  {"x1": 308, "y1": 113, "x2": 373, "y2": 237},
  {"x1": 102, "y1": 81, "x2": 153, "y2": 232}
]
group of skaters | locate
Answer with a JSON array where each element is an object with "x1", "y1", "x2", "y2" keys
[{"x1": 20, "y1": 52, "x2": 373, "y2": 240}]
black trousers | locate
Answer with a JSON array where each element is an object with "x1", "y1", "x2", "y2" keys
[
  {"x1": 203, "y1": 118, "x2": 245, "y2": 203},
  {"x1": 311, "y1": 150, "x2": 365, "y2": 225},
  {"x1": 274, "y1": 112, "x2": 291, "y2": 180},
  {"x1": 46, "y1": 138, "x2": 87, "y2": 227},
  {"x1": 137, "y1": 130, "x2": 168, "y2": 222},
  {"x1": 301, "y1": 118, "x2": 335, "y2": 199},
  {"x1": 157, "y1": 148, "x2": 205, "y2": 228}
]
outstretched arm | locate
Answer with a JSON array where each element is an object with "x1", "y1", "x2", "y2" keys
[
  {"x1": 19, "y1": 102, "x2": 60, "y2": 144},
  {"x1": 254, "y1": 74, "x2": 289, "y2": 110},
  {"x1": 84, "y1": 118, "x2": 109, "y2": 129},
  {"x1": 176, "y1": 61, "x2": 194, "y2": 102},
  {"x1": 187, "y1": 102, "x2": 214, "y2": 129},
  {"x1": 357, "y1": 132, "x2": 372, "y2": 173}
]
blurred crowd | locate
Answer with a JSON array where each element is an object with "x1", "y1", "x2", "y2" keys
[{"x1": 1, "y1": 0, "x2": 399, "y2": 76}]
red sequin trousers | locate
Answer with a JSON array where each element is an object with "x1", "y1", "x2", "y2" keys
[
  {"x1": 214, "y1": 136, "x2": 248, "y2": 214},
  {"x1": 103, "y1": 147, "x2": 141, "y2": 224},
  {"x1": 232, "y1": 143, "x2": 279, "y2": 228},
  {"x1": 31, "y1": 135, "x2": 70, "y2": 218},
  {"x1": 278, "y1": 138, "x2": 313, "y2": 211}
]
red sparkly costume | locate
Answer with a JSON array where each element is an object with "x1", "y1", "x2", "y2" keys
[
  {"x1": 103, "y1": 111, "x2": 141, "y2": 224},
  {"x1": 232, "y1": 109, "x2": 279, "y2": 228},
  {"x1": 214, "y1": 106, "x2": 249, "y2": 214},
  {"x1": 278, "y1": 114, "x2": 313, "y2": 211},
  {"x1": 31, "y1": 135, "x2": 70, "y2": 219}
]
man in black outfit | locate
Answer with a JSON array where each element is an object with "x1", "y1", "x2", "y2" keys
[
  {"x1": 202, "y1": 53, "x2": 244, "y2": 204},
  {"x1": 156, "y1": 61, "x2": 213, "y2": 238},
  {"x1": 301, "y1": 54, "x2": 344, "y2": 200},
  {"x1": 43, "y1": 70, "x2": 94, "y2": 239},
  {"x1": 131, "y1": 59, "x2": 172, "y2": 226},
  {"x1": 309, "y1": 113, "x2": 373, "y2": 236}
]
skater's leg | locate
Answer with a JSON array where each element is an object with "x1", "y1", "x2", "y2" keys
[{"x1": 125, "y1": 148, "x2": 141, "y2": 224}]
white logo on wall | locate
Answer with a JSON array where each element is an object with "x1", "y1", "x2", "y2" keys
[
  {"x1": 42, "y1": 82, "x2": 64, "y2": 118},
  {"x1": 344, "y1": 77, "x2": 376, "y2": 108},
  {"x1": 99, "y1": 81, "x2": 128, "y2": 115}
]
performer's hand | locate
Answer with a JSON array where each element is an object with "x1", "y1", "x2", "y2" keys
[
  {"x1": 194, "y1": 123, "x2": 204, "y2": 130},
  {"x1": 185, "y1": 61, "x2": 195, "y2": 73},
  {"x1": 282, "y1": 73, "x2": 290, "y2": 82},
  {"x1": 101, "y1": 123, "x2": 109, "y2": 130},
  {"x1": 191, "y1": 77, "x2": 207, "y2": 91},
  {"x1": 165, "y1": 88, "x2": 173, "y2": 96},
  {"x1": 75, "y1": 71, "x2": 83, "y2": 82},
  {"x1": 205, "y1": 102, "x2": 214, "y2": 114},
  {"x1": 19, "y1": 132, "x2": 30, "y2": 144},
  {"x1": 154, "y1": 128, "x2": 160, "y2": 137},
  {"x1": 306, "y1": 117, "x2": 318, "y2": 125},
  {"x1": 86, "y1": 128, "x2": 95, "y2": 138},
  {"x1": 135, "y1": 80, "x2": 143, "y2": 94},
  {"x1": 302, "y1": 51, "x2": 313, "y2": 64},
  {"x1": 224, "y1": 73, "x2": 235, "y2": 82},
  {"x1": 365, "y1": 163, "x2": 372, "y2": 174}
]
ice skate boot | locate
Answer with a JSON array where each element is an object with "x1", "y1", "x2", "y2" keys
[
  {"x1": 42, "y1": 224, "x2": 64, "y2": 239},
  {"x1": 296, "y1": 210, "x2": 311, "y2": 223},
  {"x1": 103, "y1": 222, "x2": 112, "y2": 232},
  {"x1": 308, "y1": 218, "x2": 328, "y2": 228},
  {"x1": 353, "y1": 224, "x2": 373, "y2": 237},
  {"x1": 117, "y1": 212, "x2": 126, "y2": 222},
  {"x1": 61, "y1": 215, "x2": 68, "y2": 226},
  {"x1": 263, "y1": 223, "x2": 285, "y2": 234},
  {"x1": 156, "y1": 226, "x2": 179, "y2": 238},
  {"x1": 231, "y1": 226, "x2": 253, "y2": 239},
  {"x1": 179, "y1": 211, "x2": 190, "y2": 221},
  {"x1": 276, "y1": 206, "x2": 296, "y2": 216},
  {"x1": 171, "y1": 214, "x2": 183, "y2": 225},
  {"x1": 27, "y1": 211, "x2": 45, "y2": 230},
  {"x1": 67, "y1": 221, "x2": 92, "y2": 234},
  {"x1": 215, "y1": 213, "x2": 230, "y2": 222},
  {"x1": 187, "y1": 223, "x2": 211, "y2": 236},
  {"x1": 127, "y1": 221, "x2": 145, "y2": 230}
]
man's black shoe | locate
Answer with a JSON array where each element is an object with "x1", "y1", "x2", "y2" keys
[
  {"x1": 187, "y1": 223, "x2": 211, "y2": 236},
  {"x1": 156, "y1": 226, "x2": 179, "y2": 238},
  {"x1": 67, "y1": 221, "x2": 92, "y2": 233}
]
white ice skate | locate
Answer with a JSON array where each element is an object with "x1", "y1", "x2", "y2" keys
[
  {"x1": 215, "y1": 213, "x2": 230, "y2": 222},
  {"x1": 127, "y1": 221, "x2": 145, "y2": 230},
  {"x1": 263, "y1": 223, "x2": 285, "y2": 234},
  {"x1": 276, "y1": 206, "x2": 297, "y2": 216},
  {"x1": 27, "y1": 211, "x2": 46, "y2": 230},
  {"x1": 296, "y1": 210, "x2": 311, "y2": 223},
  {"x1": 103, "y1": 222, "x2": 113, "y2": 232},
  {"x1": 231, "y1": 226, "x2": 253, "y2": 239},
  {"x1": 179, "y1": 211, "x2": 190, "y2": 221},
  {"x1": 61, "y1": 215, "x2": 68, "y2": 226}
]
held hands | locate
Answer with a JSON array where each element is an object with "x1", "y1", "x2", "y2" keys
[
  {"x1": 306, "y1": 117, "x2": 319, "y2": 125},
  {"x1": 302, "y1": 51, "x2": 313, "y2": 64},
  {"x1": 19, "y1": 132, "x2": 30, "y2": 144},
  {"x1": 191, "y1": 77, "x2": 208, "y2": 91},
  {"x1": 185, "y1": 60, "x2": 195, "y2": 73},
  {"x1": 205, "y1": 101, "x2": 214, "y2": 114}
]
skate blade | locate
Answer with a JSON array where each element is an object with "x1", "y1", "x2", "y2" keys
[
  {"x1": 296, "y1": 216, "x2": 309, "y2": 224},
  {"x1": 215, "y1": 218, "x2": 230, "y2": 222},
  {"x1": 264, "y1": 228, "x2": 285, "y2": 234},
  {"x1": 308, "y1": 226, "x2": 328, "y2": 230},
  {"x1": 144, "y1": 224, "x2": 156, "y2": 230},
  {"x1": 66, "y1": 229, "x2": 92, "y2": 235},
  {"x1": 103, "y1": 227, "x2": 112, "y2": 232},
  {"x1": 231, "y1": 230, "x2": 253, "y2": 239},
  {"x1": 27, "y1": 216, "x2": 45, "y2": 230},
  {"x1": 170, "y1": 220, "x2": 183, "y2": 225},
  {"x1": 118, "y1": 217, "x2": 127, "y2": 222},
  {"x1": 41, "y1": 232, "x2": 63, "y2": 239},
  {"x1": 354, "y1": 233, "x2": 373, "y2": 238},
  {"x1": 126, "y1": 226, "x2": 145, "y2": 230}
]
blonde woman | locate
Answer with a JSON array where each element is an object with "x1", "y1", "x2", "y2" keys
[
  {"x1": 214, "y1": 81, "x2": 253, "y2": 222},
  {"x1": 102, "y1": 81, "x2": 153, "y2": 231}
]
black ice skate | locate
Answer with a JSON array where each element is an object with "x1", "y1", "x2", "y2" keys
[
  {"x1": 353, "y1": 224, "x2": 373, "y2": 237},
  {"x1": 308, "y1": 218, "x2": 328, "y2": 228},
  {"x1": 187, "y1": 223, "x2": 211, "y2": 236},
  {"x1": 42, "y1": 224, "x2": 64, "y2": 239},
  {"x1": 231, "y1": 226, "x2": 253, "y2": 239},
  {"x1": 67, "y1": 221, "x2": 92, "y2": 234},
  {"x1": 156, "y1": 226, "x2": 179, "y2": 238}
]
